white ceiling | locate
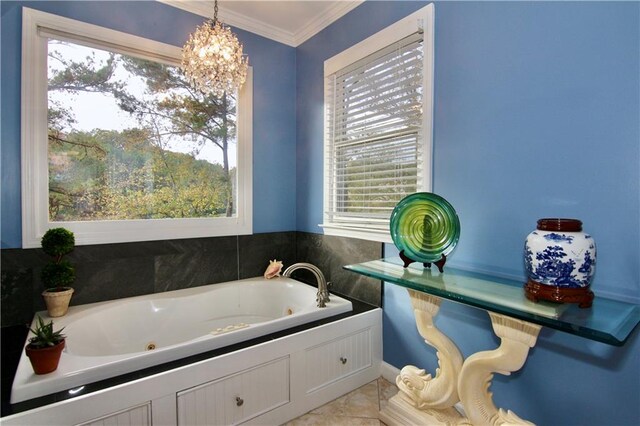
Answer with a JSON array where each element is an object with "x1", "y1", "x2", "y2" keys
[{"x1": 160, "y1": 0, "x2": 364, "y2": 47}]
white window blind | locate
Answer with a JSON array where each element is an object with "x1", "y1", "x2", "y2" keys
[{"x1": 324, "y1": 32, "x2": 426, "y2": 239}]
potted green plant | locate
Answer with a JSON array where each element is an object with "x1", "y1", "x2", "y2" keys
[
  {"x1": 41, "y1": 227, "x2": 76, "y2": 317},
  {"x1": 25, "y1": 316, "x2": 66, "y2": 374}
]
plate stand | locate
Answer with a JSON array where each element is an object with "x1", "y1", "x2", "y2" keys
[
  {"x1": 399, "y1": 250, "x2": 447, "y2": 272},
  {"x1": 380, "y1": 289, "x2": 542, "y2": 426}
]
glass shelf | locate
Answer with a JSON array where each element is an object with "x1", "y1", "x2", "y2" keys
[{"x1": 344, "y1": 257, "x2": 640, "y2": 346}]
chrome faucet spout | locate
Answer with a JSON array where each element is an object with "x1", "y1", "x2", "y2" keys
[{"x1": 282, "y1": 263, "x2": 330, "y2": 308}]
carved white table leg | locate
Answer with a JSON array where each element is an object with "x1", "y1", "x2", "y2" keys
[
  {"x1": 380, "y1": 290, "x2": 465, "y2": 425},
  {"x1": 458, "y1": 312, "x2": 542, "y2": 426}
]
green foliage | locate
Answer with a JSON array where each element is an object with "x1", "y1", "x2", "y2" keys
[
  {"x1": 47, "y1": 41, "x2": 238, "y2": 222},
  {"x1": 48, "y1": 48, "x2": 122, "y2": 94},
  {"x1": 41, "y1": 228, "x2": 75, "y2": 257},
  {"x1": 28, "y1": 316, "x2": 66, "y2": 349},
  {"x1": 40, "y1": 228, "x2": 75, "y2": 290},
  {"x1": 48, "y1": 128, "x2": 232, "y2": 220},
  {"x1": 41, "y1": 261, "x2": 75, "y2": 289}
]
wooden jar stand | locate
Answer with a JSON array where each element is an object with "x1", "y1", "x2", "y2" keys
[
  {"x1": 524, "y1": 279, "x2": 594, "y2": 308},
  {"x1": 380, "y1": 289, "x2": 542, "y2": 426}
]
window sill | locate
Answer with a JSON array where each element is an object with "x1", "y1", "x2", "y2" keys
[{"x1": 320, "y1": 223, "x2": 392, "y2": 244}]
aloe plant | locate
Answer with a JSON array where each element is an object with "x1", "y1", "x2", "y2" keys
[{"x1": 28, "y1": 316, "x2": 66, "y2": 349}]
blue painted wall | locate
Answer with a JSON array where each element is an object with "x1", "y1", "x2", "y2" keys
[
  {"x1": 0, "y1": 0, "x2": 297, "y2": 248},
  {"x1": 2, "y1": 0, "x2": 639, "y2": 424},
  {"x1": 297, "y1": 1, "x2": 639, "y2": 425}
]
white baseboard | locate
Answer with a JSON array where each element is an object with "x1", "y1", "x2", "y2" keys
[{"x1": 380, "y1": 361, "x2": 400, "y2": 383}]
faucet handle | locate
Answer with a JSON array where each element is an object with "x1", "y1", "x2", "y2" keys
[
  {"x1": 316, "y1": 289, "x2": 329, "y2": 307},
  {"x1": 318, "y1": 288, "x2": 330, "y2": 300}
]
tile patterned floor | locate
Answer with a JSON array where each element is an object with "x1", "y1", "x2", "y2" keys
[{"x1": 284, "y1": 377, "x2": 398, "y2": 426}]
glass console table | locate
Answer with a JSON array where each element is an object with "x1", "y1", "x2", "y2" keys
[{"x1": 344, "y1": 257, "x2": 640, "y2": 425}]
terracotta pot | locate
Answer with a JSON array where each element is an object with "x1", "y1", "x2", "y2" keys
[
  {"x1": 42, "y1": 287, "x2": 74, "y2": 317},
  {"x1": 25, "y1": 340, "x2": 65, "y2": 374}
]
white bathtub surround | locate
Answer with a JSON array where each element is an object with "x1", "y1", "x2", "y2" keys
[
  {"x1": 11, "y1": 276, "x2": 352, "y2": 404},
  {"x1": 4, "y1": 305, "x2": 381, "y2": 426}
]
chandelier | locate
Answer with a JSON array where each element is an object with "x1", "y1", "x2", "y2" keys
[{"x1": 181, "y1": 0, "x2": 248, "y2": 97}]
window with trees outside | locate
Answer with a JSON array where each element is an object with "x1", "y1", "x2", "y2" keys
[
  {"x1": 21, "y1": 8, "x2": 253, "y2": 248},
  {"x1": 321, "y1": 5, "x2": 434, "y2": 243}
]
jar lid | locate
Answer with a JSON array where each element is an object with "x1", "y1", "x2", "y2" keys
[{"x1": 537, "y1": 218, "x2": 582, "y2": 232}]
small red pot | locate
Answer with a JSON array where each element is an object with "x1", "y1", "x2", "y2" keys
[{"x1": 25, "y1": 340, "x2": 65, "y2": 375}]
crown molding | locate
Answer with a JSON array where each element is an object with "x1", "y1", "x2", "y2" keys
[
  {"x1": 159, "y1": 0, "x2": 363, "y2": 47},
  {"x1": 218, "y1": 5, "x2": 297, "y2": 46},
  {"x1": 293, "y1": 1, "x2": 362, "y2": 46}
]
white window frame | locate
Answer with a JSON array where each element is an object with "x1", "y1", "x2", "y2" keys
[
  {"x1": 321, "y1": 4, "x2": 434, "y2": 244},
  {"x1": 21, "y1": 7, "x2": 253, "y2": 248}
]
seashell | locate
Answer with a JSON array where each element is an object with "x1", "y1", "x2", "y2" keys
[{"x1": 264, "y1": 259, "x2": 283, "y2": 279}]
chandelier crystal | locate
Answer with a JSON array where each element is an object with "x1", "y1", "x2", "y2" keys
[{"x1": 181, "y1": 0, "x2": 248, "y2": 97}]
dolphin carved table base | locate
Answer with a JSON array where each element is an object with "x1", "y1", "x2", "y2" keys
[{"x1": 380, "y1": 289, "x2": 542, "y2": 426}]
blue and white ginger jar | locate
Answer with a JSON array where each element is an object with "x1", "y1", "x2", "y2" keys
[{"x1": 524, "y1": 218, "x2": 596, "y2": 288}]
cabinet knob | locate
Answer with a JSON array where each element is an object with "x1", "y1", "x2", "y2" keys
[
  {"x1": 340, "y1": 357, "x2": 347, "y2": 365},
  {"x1": 236, "y1": 396, "x2": 244, "y2": 407}
]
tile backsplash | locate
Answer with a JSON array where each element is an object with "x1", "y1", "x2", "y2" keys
[
  {"x1": 296, "y1": 232, "x2": 383, "y2": 307},
  {"x1": 1, "y1": 232, "x2": 381, "y2": 327}
]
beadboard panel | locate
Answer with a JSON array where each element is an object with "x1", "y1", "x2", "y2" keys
[
  {"x1": 76, "y1": 402, "x2": 151, "y2": 426},
  {"x1": 177, "y1": 357, "x2": 290, "y2": 426},
  {"x1": 305, "y1": 328, "x2": 372, "y2": 393}
]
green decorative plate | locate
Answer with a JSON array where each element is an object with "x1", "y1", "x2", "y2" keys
[{"x1": 390, "y1": 193, "x2": 460, "y2": 263}]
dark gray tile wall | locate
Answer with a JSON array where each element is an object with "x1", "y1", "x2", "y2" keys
[
  {"x1": 154, "y1": 237, "x2": 239, "y2": 292},
  {"x1": 296, "y1": 232, "x2": 383, "y2": 306},
  {"x1": 1, "y1": 248, "x2": 48, "y2": 327},
  {"x1": 0, "y1": 232, "x2": 381, "y2": 328},
  {"x1": 1, "y1": 263, "x2": 36, "y2": 327},
  {"x1": 238, "y1": 232, "x2": 297, "y2": 279}
]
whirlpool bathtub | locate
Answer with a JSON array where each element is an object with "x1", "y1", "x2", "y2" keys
[{"x1": 11, "y1": 276, "x2": 352, "y2": 403}]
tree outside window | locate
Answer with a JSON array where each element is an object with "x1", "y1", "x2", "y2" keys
[{"x1": 47, "y1": 40, "x2": 238, "y2": 222}]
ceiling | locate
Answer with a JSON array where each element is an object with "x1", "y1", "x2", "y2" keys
[{"x1": 160, "y1": 0, "x2": 364, "y2": 47}]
